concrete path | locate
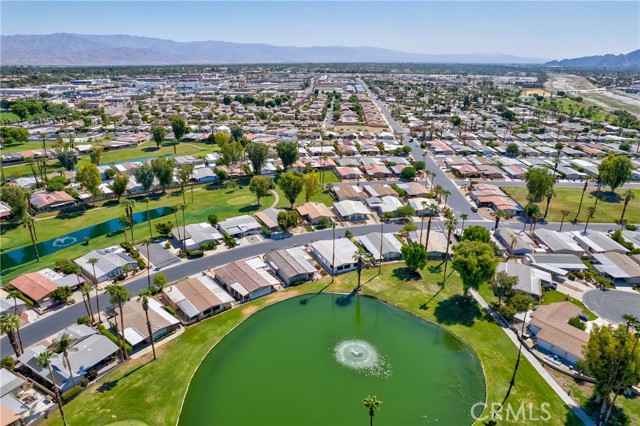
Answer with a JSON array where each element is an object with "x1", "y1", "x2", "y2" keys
[
  {"x1": 470, "y1": 289, "x2": 595, "y2": 426},
  {"x1": 269, "y1": 189, "x2": 280, "y2": 208}
]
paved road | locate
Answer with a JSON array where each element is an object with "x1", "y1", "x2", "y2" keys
[
  {"x1": 582, "y1": 289, "x2": 640, "y2": 324},
  {"x1": 456, "y1": 180, "x2": 640, "y2": 189}
]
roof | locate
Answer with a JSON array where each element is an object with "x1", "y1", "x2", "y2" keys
[
  {"x1": 529, "y1": 302, "x2": 589, "y2": 360},
  {"x1": 213, "y1": 257, "x2": 279, "y2": 294},
  {"x1": 217, "y1": 215, "x2": 262, "y2": 236},
  {"x1": 0, "y1": 369, "x2": 25, "y2": 397},
  {"x1": 497, "y1": 261, "x2": 546, "y2": 296},
  {"x1": 334, "y1": 200, "x2": 372, "y2": 217},
  {"x1": 533, "y1": 229, "x2": 584, "y2": 254},
  {"x1": 310, "y1": 239, "x2": 359, "y2": 268},
  {"x1": 525, "y1": 253, "x2": 588, "y2": 273},
  {"x1": 172, "y1": 222, "x2": 222, "y2": 246},
  {"x1": 9, "y1": 273, "x2": 58, "y2": 302},
  {"x1": 296, "y1": 202, "x2": 335, "y2": 220},
  {"x1": 592, "y1": 251, "x2": 640, "y2": 279},
  {"x1": 121, "y1": 298, "x2": 179, "y2": 346},
  {"x1": 254, "y1": 208, "x2": 284, "y2": 230},
  {"x1": 572, "y1": 231, "x2": 630, "y2": 254},
  {"x1": 357, "y1": 233, "x2": 403, "y2": 259},
  {"x1": 163, "y1": 276, "x2": 234, "y2": 319},
  {"x1": 30, "y1": 190, "x2": 75, "y2": 208},
  {"x1": 265, "y1": 247, "x2": 317, "y2": 279},
  {"x1": 75, "y1": 247, "x2": 137, "y2": 279}
]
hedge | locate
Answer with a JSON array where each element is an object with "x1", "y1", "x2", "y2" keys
[
  {"x1": 97, "y1": 324, "x2": 132, "y2": 354},
  {"x1": 61, "y1": 385, "x2": 83, "y2": 403}
]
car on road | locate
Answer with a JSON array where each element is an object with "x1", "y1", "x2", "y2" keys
[{"x1": 471, "y1": 206, "x2": 478, "y2": 212}]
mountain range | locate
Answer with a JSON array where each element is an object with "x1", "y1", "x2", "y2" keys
[
  {"x1": 545, "y1": 50, "x2": 640, "y2": 68},
  {"x1": 1, "y1": 33, "x2": 547, "y2": 66}
]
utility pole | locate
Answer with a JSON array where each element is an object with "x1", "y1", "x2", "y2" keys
[
  {"x1": 378, "y1": 221, "x2": 383, "y2": 275},
  {"x1": 331, "y1": 223, "x2": 336, "y2": 284}
]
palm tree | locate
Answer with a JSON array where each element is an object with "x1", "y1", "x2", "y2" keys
[
  {"x1": 441, "y1": 189, "x2": 451, "y2": 209},
  {"x1": 442, "y1": 215, "x2": 458, "y2": 281},
  {"x1": 6, "y1": 290, "x2": 23, "y2": 315},
  {"x1": 138, "y1": 289, "x2": 157, "y2": 360},
  {"x1": 80, "y1": 284, "x2": 94, "y2": 322},
  {"x1": 460, "y1": 213, "x2": 468, "y2": 231},
  {"x1": 36, "y1": 350, "x2": 67, "y2": 426},
  {"x1": 22, "y1": 214, "x2": 40, "y2": 261},
  {"x1": 0, "y1": 314, "x2": 23, "y2": 356},
  {"x1": 559, "y1": 209, "x2": 571, "y2": 232},
  {"x1": 180, "y1": 203, "x2": 187, "y2": 252},
  {"x1": 120, "y1": 199, "x2": 136, "y2": 243},
  {"x1": 433, "y1": 184, "x2": 443, "y2": 202},
  {"x1": 363, "y1": 395, "x2": 382, "y2": 426},
  {"x1": 583, "y1": 206, "x2": 596, "y2": 234},
  {"x1": 542, "y1": 188, "x2": 556, "y2": 221},
  {"x1": 531, "y1": 212, "x2": 542, "y2": 234},
  {"x1": 87, "y1": 258, "x2": 101, "y2": 322},
  {"x1": 424, "y1": 204, "x2": 440, "y2": 251},
  {"x1": 619, "y1": 189, "x2": 635, "y2": 229},
  {"x1": 575, "y1": 177, "x2": 591, "y2": 221},
  {"x1": 492, "y1": 209, "x2": 505, "y2": 232},
  {"x1": 53, "y1": 333, "x2": 78, "y2": 387},
  {"x1": 119, "y1": 215, "x2": 130, "y2": 245},
  {"x1": 144, "y1": 239, "x2": 152, "y2": 289},
  {"x1": 172, "y1": 205, "x2": 182, "y2": 250},
  {"x1": 419, "y1": 200, "x2": 428, "y2": 243},
  {"x1": 144, "y1": 196, "x2": 153, "y2": 239},
  {"x1": 353, "y1": 248, "x2": 367, "y2": 291},
  {"x1": 105, "y1": 285, "x2": 132, "y2": 361}
]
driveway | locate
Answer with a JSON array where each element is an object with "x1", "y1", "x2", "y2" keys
[{"x1": 582, "y1": 289, "x2": 640, "y2": 324}]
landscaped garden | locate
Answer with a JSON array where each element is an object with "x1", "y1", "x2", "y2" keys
[{"x1": 43, "y1": 262, "x2": 587, "y2": 426}]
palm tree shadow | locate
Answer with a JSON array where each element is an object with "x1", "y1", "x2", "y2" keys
[
  {"x1": 419, "y1": 282, "x2": 445, "y2": 310},
  {"x1": 95, "y1": 361, "x2": 149, "y2": 393},
  {"x1": 335, "y1": 289, "x2": 358, "y2": 307}
]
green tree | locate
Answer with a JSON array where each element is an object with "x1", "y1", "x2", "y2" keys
[
  {"x1": 133, "y1": 163, "x2": 155, "y2": 193},
  {"x1": 22, "y1": 214, "x2": 40, "y2": 261},
  {"x1": 277, "y1": 210, "x2": 300, "y2": 232},
  {"x1": 491, "y1": 271, "x2": 518, "y2": 307},
  {"x1": 401, "y1": 242, "x2": 428, "y2": 273},
  {"x1": 461, "y1": 225, "x2": 491, "y2": 243},
  {"x1": 452, "y1": 240, "x2": 498, "y2": 295},
  {"x1": 36, "y1": 350, "x2": 67, "y2": 426},
  {"x1": 249, "y1": 176, "x2": 271, "y2": 206},
  {"x1": 525, "y1": 168, "x2": 556, "y2": 203},
  {"x1": 230, "y1": 125, "x2": 243, "y2": 141},
  {"x1": 246, "y1": 142, "x2": 269, "y2": 175},
  {"x1": 176, "y1": 163, "x2": 194, "y2": 204},
  {"x1": 151, "y1": 125, "x2": 166, "y2": 148},
  {"x1": 80, "y1": 284, "x2": 94, "y2": 322},
  {"x1": 0, "y1": 314, "x2": 23, "y2": 357},
  {"x1": 303, "y1": 171, "x2": 321, "y2": 202},
  {"x1": 53, "y1": 333, "x2": 78, "y2": 386},
  {"x1": 213, "y1": 131, "x2": 230, "y2": 148},
  {"x1": 276, "y1": 141, "x2": 299, "y2": 171},
  {"x1": 169, "y1": 114, "x2": 186, "y2": 154},
  {"x1": 151, "y1": 157, "x2": 175, "y2": 192},
  {"x1": 559, "y1": 209, "x2": 571, "y2": 231},
  {"x1": 155, "y1": 221, "x2": 173, "y2": 238},
  {"x1": 56, "y1": 150, "x2": 78, "y2": 171},
  {"x1": 506, "y1": 143, "x2": 520, "y2": 157},
  {"x1": 599, "y1": 152, "x2": 632, "y2": 191},
  {"x1": 51, "y1": 286, "x2": 73, "y2": 303},
  {"x1": 220, "y1": 141, "x2": 243, "y2": 170},
  {"x1": 0, "y1": 184, "x2": 30, "y2": 219},
  {"x1": 278, "y1": 172, "x2": 304, "y2": 208},
  {"x1": 76, "y1": 164, "x2": 102, "y2": 205},
  {"x1": 137, "y1": 289, "x2": 158, "y2": 360},
  {"x1": 109, "y1": 173, "x2": 130, "y2": 202},
  {"x1": 105, "y1": 285, "x2": 132, "y2": 361},
  {"x1": 363, "y1": 395, "x2": 382, "y2": 426},
  {"x1": 619, "y1": 189, "x2": 635, "y2": 227},
  {"x1": 507, "y1": 294, "x2": 534, "y2": 312},
  {"x1": 153, "y1": 273, "x2": 167, "y2": 290},
  {"x1": 120, "y1": 198, "x2": 136, "y2": 243},
  {"x1": 400, "y1": 166, "x2": 417, "y2": 180},
  {"x1": 89, "y1": 144, "x2": 103, "y2": 165}
]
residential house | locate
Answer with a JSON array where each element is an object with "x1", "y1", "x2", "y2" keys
[
  {"x1": 119, "y1": 298, "x2": 180, "y2": 350},
  {"x1": 8, "y1": 273, "x2": 59, "y2": 308},
  {"x1": 409, "y1": 230, "x2": 451, "y2": 260},
  {"x1": 333, "y1": 200, "x2": 373, "y2": 221},
  {"x1": 495, "y1": 228, "x2": 535, "y2": 256},
  {"x1": 0, "y1": 292, "x2": 26, "y2": 315},
  {"x1": 75, "y1": 247, "x2": 138, "y2": 283},
  {"x1": 571, "y1": 231, "x2": 630, "y2": 255},
  {"x1": 333, "y1": 185, "x2": 367, "y2": 202},
  {"x1": 524, "y1": 253, "x2": 589, "y2": 281},
  {"x1": 395, "y1": 182, "x2": 430, "y2": 197},
  {"x1": 592, "y1": 252, "x2": 640, "y2": 286},
  {"x1": 217, "y1": 215, "x2": 262, "y2": 238},
  {"x1": 162, "y1": 275, "x2": 235, "y2": 324},
  {"x1": 309, "y1": 239, "x2": 359, "y2": 275},
  {"x1": 255, "y1": 208, "x2": 285, "y2": 233},
  {"x1": 533, "y1": 229, "x2": 585, "y2": 256},
  {"x1": 172, "y1": 223, "x2": 223, "y2": 251},
  {"x1": 0, "y1": 368, "x2": 29, "y2": 426},
  {"x1": 356, "y1": 232, "x2": 403, "y2": 262},
  {"x1": 210, "y1": 257, "x2": 279, "y2": 301},
  {"x1": 496, "y1": 261, "x2": 548, "y2": 298},
  {"x1": 30, "y1": 191, "x2": 76, "y2": 212},
  {"x1": 265, "y1": 247, "x2": 318, "y2": 286},
  {"x1": 296, "y1": 202, "x2": 335, "y2": 225},
  {"x1": 335, "y1": 167, "x2": 364, "y2": 180}
]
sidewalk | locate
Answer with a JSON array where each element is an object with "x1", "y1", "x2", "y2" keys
[
  {"x1": 130, "y1": 325, "x2": 185, "y2": 359},
  {"x1": 470, "y1": 288, "x2": 595, "y2": 426}
]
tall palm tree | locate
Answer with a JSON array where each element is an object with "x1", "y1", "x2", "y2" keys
[
  {"x1": 144, "y1": 196, "x2": 153, "y2": 239},
  {"x1": 120, "y1": 199, "x2": 136, "y2": 243},
  {"x1": 53, "y1": 333, "x2": 78, "y2": 387},
  {"x1": 419, "y1": 200, "x2": 428, "y2": 243},
  {"x1": 460, "y1": 213, "x2": 468, "y2": 231},
  {"x1": 619, "y1": 189, "x2": 635, "y2": 229},
  {"x1": 36, "y1": 350, "x2": 67, "y2": 426},
  {"x1": 105, "y1": 285, "x2": 131, "y2": 361},
  {"x1": 144, "y1": 239, "x2": 152, "y2": 289},
  {"x1": 22, "y1": 214, "x2": 40, "y2": 261},
  {"x1": 6, "y1": 290, "x2": 23, "y2": 315},
  {"x1": 363, "y1": 395, "x2": 382, "y2": 426},
  {"x1": 172, "y1": 205, "x2": 182, "y2": 249},
  {"x1": 353, "y1": 248, "x2": 367, "y2": 291},
  {"x1": 492, "y1": 209, "x2": 505, "y2": 232},
  {"x1": 180, "y1": 203, "x2": 187, "y2": 252},
  {"x1": 575, "y1": 177, "x2": 591, "y2": 221},
  {"x1": 583, "y1": 206, "x2": 596, "y2": 234},
  {"x1": 87, "y1": 258, "x2": 101, "y2": 322},
  {"x1": 138, "y1": 289, "x2": 157, "y2": 360},
  {"x1": 559, "y1": 209, "x2": 571, "y2": 232},
  {"x1": 424, "y1": 204, "x2": 440, "y2": 251},
  {"x1": 119, "y1": 215, "x2": 130, "y2": 245},
  {"x1": 441, "y1": 189, "x2": 452, "y2": 209},
  {"x1": 442, "y1": 215, "x2": 458, "y2": 281},
  {"x1": 0, "y1": 314, "x2": 23, "y2": 356},
  {"x1": 433, "y1": 184, "x2": 443, "y2": 202},
  {"x1": 80, "y1": 284, "x2": 94, "y2": 322},
  {"x1": 542, "y1": 188, "x2": 556, "y2": 221}
]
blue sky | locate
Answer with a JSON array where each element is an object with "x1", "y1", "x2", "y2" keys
[{"x1": 2, "y1": 1, "x2": 638, "y2": 59}]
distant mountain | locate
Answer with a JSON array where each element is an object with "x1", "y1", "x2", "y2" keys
[
  {"x1": 1, "y1": 33, "x2": 548, "y2": 66},
  {"x1": 546, "y1": 50, "x2": 640, "y2": 68}
]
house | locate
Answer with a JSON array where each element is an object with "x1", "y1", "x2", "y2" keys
[
  {"x1": 496, "y1": 261, "x2": 548, "y2": 298},
  {"x1": 362, "y1": 183, "x2": 398, "y2": 198},
  {"x1": 119, "y1": 298, "x2": 180, "y2": 349},
  {"x1": 265, "y1": 247, "x2": 318, "y2": 286},
  {"x1": 408, "y1": 197, "x2": 438, "y2": 215},
  {"x1": 255, "y1": 208, "x2": 285, "y2": 233},
  {"x1": 533, "y1": 229, "x2": 585, "y2": 256},
  {"x1": 0, "y1": 368, "x2": 29, "y2": 426},
  {"x1": 366, "y1": 196, "x2": 404, "y2": 215},
  {"x1": 192, "y1": 167, "x2": 219, "y2": 183},
  {"x1": 0, "y1": 201, "x2": 12, "y2": 219},
  {"x1": 571, "y1": 231, "x2": 630, "y2": 255},
  {"x1": 395, "y1": 182, "x2": 430, "y2": 197},
  {"x1": 75, "y1": 247, "x2": 138, "y2": 283},
  {"x1": 217, "y1": 215, "x2": 262, "y2": 238},
  {"x1": 8, "y1": 273, "x2": 58, "y2": 307},
  {"x1": 333, "y1": 200, "x2": 373, "y2": 221},
  {"x1": 524, "y1": 253, "x2": 589, "y2": 280},
  {"x1": 333, "y1": 185, "x2": 367, "y2": 202},
  {"x1": 30, "y1": 190, "x2": 76, "y2": 212},
  {"x1": 528, "y1": 302, "x2": 590, "y2": 366},
  {"x1": 210, "y1": 257, "x2": 279, "y2": 301},
  {"x1": 363, "y1": 164, "x2": 392, "y2": 178},
  {"x1": 309, "y1": 239, "x2": 359, "y2": 275},
  {"x1": 0, "y1": 292, "x2": 26, "y2": 315},
  {"x1": 296, "y1": 202, "x2": 335, "y2": 225},
  {"x1": 17, "y1": 325, "x2": 119, "y2": 391},
  {"x1": 356, "y1": 232, "x2": 403, "y2": 262},
  {"x1": 335, "y1": 166, "x2": 364, "y2": 180},
  {"x1": 592, "y1": 252, "x2": 640, "y2": 286},
  {"x1": 162, "y1": 275, "x2": 235, "y2": 324},
  {"x1": 495, "y1": 228, "x2": 535, "y2": 256},
  {"x1": 172, "y1": 223, "x2": 223, "y2": 251},
  {"x1": 409, "y1": 230, "x2": 451, "y2": 260}
]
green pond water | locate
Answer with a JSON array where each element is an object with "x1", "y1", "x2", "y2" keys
[{"x1": 179, "y1": 294, "x2": 486, "y2": 426}]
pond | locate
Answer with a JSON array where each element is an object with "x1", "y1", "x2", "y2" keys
[
  {"x1": 0, "y1": 206, "x2": 174, "y2": 272},
  {"x1": 178, "y1": 293, "x2": 486, "y2": 426}
]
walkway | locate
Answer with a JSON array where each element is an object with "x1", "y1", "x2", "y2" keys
[
  {"x1": 269, "y1": 189, "x2": 280, "y2": 208},
  {"x1": 470, "y1": 289, "x2": 595, "y2": 426}
]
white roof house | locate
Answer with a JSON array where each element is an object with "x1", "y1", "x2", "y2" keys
[
  {"x1": 172, "y1": 222, "x2": 223, "y2": 251},
  {"x1": 217, "y1": 215, "x2": 262, "y2": 238},
  {"x1": 357, "y1": 232, "x2": 403, "y2": 261},
  {"x1": 571, "y1": 231, "x2": 630, "y2": 255},
  {"x1": 309, "y1": 239, "x2": 359, "y2": 275},
  {"x1": 74, "y1": 246, "x2": 138, "y2": 283},
  {"x1": 333, "y1": 200, "x2": 373, "y2": 221},
  {"x1": 497, "y1": 261, "x2": 549, "y2": 298}
]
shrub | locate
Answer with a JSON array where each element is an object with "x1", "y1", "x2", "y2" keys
[
  {"x1": 96, "y1": 324, "x2": 132, "y2": 354},
  {"x1": 0, "y1": 357, "x2": 15, "y2": 371},
  {"x1": 155, "y1": 221, "x2": 174, "y2": 238},
  {"x1": 76, "y1": 316, "x2": 91, "y2": 325},
  {"x1": 498, "y1": 304, "x2": 517, "y2": 321},
  {"x1": 222, "y1": 232, "x2": 237, "y2": 248},
  {"x1": 85, "y1": 370, "x2": 98, "y2": 381},
  {"x1": 316, "y1": 216, "x2": 332, "y2": 229},
  {"x1": 626, "y1": 223, "x2": 638, "y2": 231},
  {"x1": 391, "y1": 183, "x2": 407, "y2": 197},
  {"x1": 121, "y1": 242, "x2": 133, "y2": 251},
  {"x1": 61, "y1": 385, "x2": 83, "y2": 402},
  {"x1": 345, "y1": 229, "x2": 353, "y2": 239},
  {"x1": 164, "y1": 305, "x2": 177, "y2": 317},
  {"x1": 81, "y1": 237, "x2": 90, "y2": 246},
  {"x1": 568, "y1": 317, "x2": 587, "y2": 330},
  {"x1": 199, "y1": 241, "x2": 217, "y2": 251},
  {"x1": 51, "y1": 286, "x2": 73, "y2": 303},
  {"x1": 65, "y1": 188, "x2": 80, "y2": 199},
  {"x1": 207, "y1": 213, "x2": 219, "y2": 226},
  {"x1": 186, "y1": 250, "x2": 204, "y2": 258},
  {"x1": 400, "y1": 166, "x2": 417, "y2": 180},
  {"x1": 80, "y1": 377, "x2": 90, "y2": 388},
  {"x1": 261, "y1": 225, "x2": 272, "y2": 238}
]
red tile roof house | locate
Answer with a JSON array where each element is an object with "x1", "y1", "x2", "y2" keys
[
  {"x1": 9, "y1": 273, "x2": 58, "y2": 307},
  {"x1": 30, "y1": 190, "x2": 76, "y2": 212}
]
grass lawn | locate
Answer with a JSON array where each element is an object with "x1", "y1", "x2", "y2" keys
[
  {"x1": 502, "y1": 186, "x2": 640, "y2": 224},
  {"x1": 537, "y1": 98, "x2": 610, "y2": 122},
  {"x1": 274, "y1": 170, "x2": 339, "y2": 208},
  {"x1": 0, "y1": 111, "x2": 22, "y2": 124},
  {"x1": 540, "y1": 289, "x2": 598, "y2": 321},
  {"x1": 44, "y1": 262, "x2": 585, "y2": 426},
  {"x1": 3, "y1": 141, "x2": 217, "y2": 179}
]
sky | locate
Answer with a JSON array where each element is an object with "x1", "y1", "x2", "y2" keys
[{"x1": 1, "y1": 1, "x2": 638, "y2": 59}]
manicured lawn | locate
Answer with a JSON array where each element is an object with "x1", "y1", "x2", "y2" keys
[
  {"x1": 274, "y1": 170, "x2": 338, "y2": 208},
  {"x1": 44, "y1": 263, "x2": 583, "y2": 426},
  {"x1": 540, "y1": 289, "x2": 598, "y2": 321},
  {"x1": 537, "y1": 98, "x2": 610, "y2": 122},
  {"x1": 502, "y1": 186, "x2": 640, "y2": 224},
  {"x1": 0, "y1": 111, "x2": 22, "y2": 124}
]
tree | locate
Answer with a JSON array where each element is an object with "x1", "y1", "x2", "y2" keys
[
  {"x1": 401, "y1": 242, "x2": 428, "y2": 273},
  {"x1": 491, "y1": 271, "x2": 517, "y2": 307},
  {"x1": 56, "y1": 150, "x2": 78, "y2": 171},
  {"x1": 277, "y1": 210, "x2": 300, "y2": 232},
  {"x1": 155, "y1": 221, "x2": 173, "y2": 237},
  {"x1": 0, "y1": 184, "x2": 29, "y2": 219},
  {"x1": 87, "y1": 258, "x2": 101, "y2": 322},
  {"x1": 89, "y1": 144, "x2": 103, "y2": 166},
  {"x1": 109, "y1": 174, "x2": 130, "y2": 202},
  {"x1": 6, "y1": 290, "x2": 23, "y2": 316},
  {"x1": 207, "y1": 214, "x2": 218, "y2": 226},
  {"x1": 575, "y1": 177, "x2": 591, "y2": 221},
  {"x1": 508, "y1": 294, "x2": 533, "y2": 312},
  {"x1": 220, "y1": 141, "x2": 243, "y2": 170},
  {"x1": 105, "y1": 285, "x2": 132, "y2": 361},
  {"x1": 36, "y1": 350, "x2": 67, "y2": 426},
  {"x1": 80, "y1": 284, "x2": 94, "y2": 322},
  {"x1": 153, "y1": 273, "x2": 167, "y2": 290},
  {"x1": 525, "y1": 168, "x2": 556, "y2": 203},
  {"x1": 0, "y1": 314, "x2": 23, "y2": 357},
  {"x1": 138, "y1": 289, "x2": 157, "y2": 360},
  {"x1": 461, "y1": 225, "x2": 491, "y2": 243},
  {"x1": 246, "y1": 142, "x2": 269, "y2": 175},
  {"x1": 278, "y1": 172, "x2": 304, "y2": 208},
  {"x1": 53, "y1": 333, "x2": 78, "y2": 386},
  {"x1": 506, "y1": 143, "x2": 520, "y2": 157},
  {"x1": 559, "y1": 209, "x2": 571, "y2": 232},
  {"x1": 303, "y1": 171, "x2": 321, "y2": 202},
  {"x1": 120, "y1": 198, "x2": 136, "y2": 243},
  {"x1": 176, "y1": 163, "x2": 194, "y2": 204},
  {"x1": 213, "y1": 131, "x2": 230, "y2": 148},
  {"x1": 399, "y1": 166, "x2": 417, "y2": 180},
  {"x1": 51, "y1": 286, "x2": 72, "y2": 303},
  {"x1": 151, "y1": 157, "x2": 175, "y2": 192},
  {"x1": 542, "y1": 187, "x2": 556, "y2": 220},
  {"x1": 599, "y1": 152, "x2": 632, "y2": 192},
  {"x1": 22, "y1": 214, "x2": 40, "y2": 261},
  {"x1": 491, "y1": 209, "x2": 505, "y2": 231},
  {"x1": 442, "y1": 215, "x2": 458, "y2": 280},
  {"x1": 452, "y1": 240, "x2": 498, "y2": 295},
  {"x1": 276, "y1": 141, "x2": 299, "y2": 171},
  {"x1": 353, "y1": 248, "x2": 369, "y2": 290},
  {"x1": 133, "y1": 163, "x2": 155, "y2": 193},
  {"x1": 230, "y1": 125, "x2": 243, "y2": 141},
  {"x1": 451, "y1": 115, "x2": 462, "y2": 128},
  {"x1": 363, "y1": 395, "x2": 382, "y2": 426},
  {"x1": 249, "y1": 176, "x2": 271, "y2": 205},
  {"x1": 619, "y1": 189, "x2": 635, "y2": 228},
  {"x1": 584, "y1": 205, "x2": 596, "y2": 234},
  {"x1": 460, "y1": 213, "x2": 468, "y2": 231},
  {"x1": 169, "y1": 114, "x2": 186, "y2": 154},
  {"x1": 151, "y1": 125, "x2": 165, "y2": 148},
  {"x1": 76, "y1": 164, "x2": 102, "y2": 204}
]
